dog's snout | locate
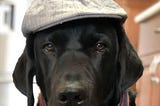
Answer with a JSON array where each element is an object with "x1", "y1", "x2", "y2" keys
[{"x1": 58, "y1": 88, "x2": 86, "y2": 105}]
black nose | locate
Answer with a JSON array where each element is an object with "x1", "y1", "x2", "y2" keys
[{"x1": 58, "y1": 89, "x2": 86, "y2": 105}]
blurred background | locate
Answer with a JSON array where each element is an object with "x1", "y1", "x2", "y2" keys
[
  {"x1": 0, "y1": 0, "x2": 32, "y2": 106},
  {"x1": 0, "y1": 0, "x2": 160, "y2": 106}
]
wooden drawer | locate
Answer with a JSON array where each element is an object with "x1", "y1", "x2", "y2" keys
[
  {"x1": 138, "y1": 15, "x2": 160, "y2": 66},
  {"x1": 138, "y1": 15, "x2": 160, "y2": 57}
]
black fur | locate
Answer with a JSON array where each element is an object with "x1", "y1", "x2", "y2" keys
[{"x1": 13, "y1": 18, "x2": 143, "y2": 106}]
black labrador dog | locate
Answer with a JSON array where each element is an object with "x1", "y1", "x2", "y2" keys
[{"x1": 13, "y1": 18, "x2": 143, "y2": 106}]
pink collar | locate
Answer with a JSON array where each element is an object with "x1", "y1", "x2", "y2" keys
[
  {"x1": 39, "y1": 93, "x2": 46, "y2": 106},
  {"x1": 119, "y1": 91, "x2": 129, "y2": 106}
]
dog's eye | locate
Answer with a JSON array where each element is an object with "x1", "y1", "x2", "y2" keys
[
  {"x1": 43, "y1": 43, "x2": 56, "y2": 54},
  {"x1": 96, "y1": 42, "x2": 107, "y2": 53}
]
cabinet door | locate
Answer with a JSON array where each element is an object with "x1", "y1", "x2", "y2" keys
[
  {"x1": 138, "y1": 16, "x2": 160, "y2": 57},
  {"x1": 136, "y1": 69, "x2": 160, "y2": 106}
]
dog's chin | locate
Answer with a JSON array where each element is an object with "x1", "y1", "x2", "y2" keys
[
  {"x1": 48, "y1": 100, "x2": 100, "y2": 106},
  {"x1": 47, "y1": 93, "x2": 100, "y2": 106}
]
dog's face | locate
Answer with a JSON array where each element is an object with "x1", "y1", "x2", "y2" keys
[
  {"x1": 34, "y1": 20, "x2": 119, "y2": 106},
  {"x1": 13, "y1": 19, "x2": 143, "y2": 106}
]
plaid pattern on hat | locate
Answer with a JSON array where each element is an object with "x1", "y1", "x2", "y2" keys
[{"x1": 22, "y1": 0, "x2": 127, "y2": 37}]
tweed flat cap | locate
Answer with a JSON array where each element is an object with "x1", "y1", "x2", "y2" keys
[{"x1": 22, "y1": 0, "x2": 127, "y2": 37}]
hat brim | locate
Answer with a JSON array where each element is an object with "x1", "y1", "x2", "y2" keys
[{"x1": 22, "y1": 0, "x2": 127, "y2": 37}]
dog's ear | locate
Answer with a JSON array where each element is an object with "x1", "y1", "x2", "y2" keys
[
  {"x1": 116, "y1": 24, "x2": 143, "y2": 91},
  {"x1": 12, "y1": 42, "x2": 35, "y2": 105}
]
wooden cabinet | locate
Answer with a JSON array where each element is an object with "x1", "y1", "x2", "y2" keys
[
  {"x1": 136, "y1": 67, "x2": 160, "y2": 106},
  {"x1": 114, "y1": 1, "x2": 160, "y2": 106},
  {"x1": 135, "y1": 2, "x2": 160, "y2": 106},
  {"x1": 115, "y1": 0, "x2": 158, "y2": 49},
  {"x1": 138, "y1": 13, "x2": 160, "y2": 67},
  {"x1": 115, "y1": 0, "x2": 159, "y2": 92}
]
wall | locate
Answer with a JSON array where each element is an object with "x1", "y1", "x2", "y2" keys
[
  {"x1": 0, "y1": 34, "x2": 8, "y2": 71},
  {"x1": 0, "y1": 0, "x2": 28, "y2": 74}
]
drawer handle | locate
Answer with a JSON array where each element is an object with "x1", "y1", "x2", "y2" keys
[{"x1": 151, "y1": 76, "x2": 160, "y2": 84}]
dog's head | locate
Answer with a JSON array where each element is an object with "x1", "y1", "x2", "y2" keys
[{"x1": 13, "y1": 18, "x2": 143, "y2": 106}]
